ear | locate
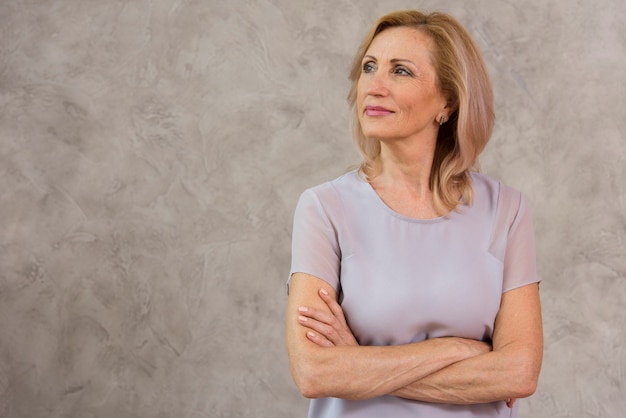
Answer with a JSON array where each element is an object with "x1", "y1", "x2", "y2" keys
[
  {"x1": 441, "y1": 99, "x2": 460, "y2": 123},
  {"x1": 437, "y1": 105, "x2": 449, "y2": 125},
  {"x1": 443, "y1": 96, "x2": 459, "y2": 115},
  {"x1": 437, "y1": 98, "x2": 458, "y2": 125}
]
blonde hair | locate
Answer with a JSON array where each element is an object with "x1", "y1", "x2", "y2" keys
[{"x1": 348, "y1": 10, "x2": 495, "y2": 214}]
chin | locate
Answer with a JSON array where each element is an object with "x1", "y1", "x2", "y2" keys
[
  {"x1": 361, "y1": 128, "x2": 395, "y2": 141},
  {"x1": 360, "y1": 123, "x2": 384, "y2": 136}
]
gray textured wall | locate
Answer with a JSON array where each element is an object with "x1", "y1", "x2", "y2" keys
[{"x1": 0, "y1": 0, "x2": 624, "y2": 417}]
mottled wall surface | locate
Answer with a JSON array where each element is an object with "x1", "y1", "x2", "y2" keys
[{"x1": 0, "y1": 0, "x2": 624, "y2": 417}]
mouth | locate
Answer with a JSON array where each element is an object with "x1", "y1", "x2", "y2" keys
[{"x1": 364, "y1": 105, "x2": 394, "y2": 116}]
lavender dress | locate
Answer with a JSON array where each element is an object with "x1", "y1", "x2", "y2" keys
[{"x1": 289, "y1": 170, "x2": 540, "y2": 418}]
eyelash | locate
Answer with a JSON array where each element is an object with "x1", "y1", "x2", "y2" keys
[
  {"x1": 361, "y1": 61, "x2": 413, "y2": 77},
  {"x1": 394, "y1": 67, "x2": 412, "y2": 76},
  {"x1": 362, "y1": 62, "x2": 376, "y2": 73}
]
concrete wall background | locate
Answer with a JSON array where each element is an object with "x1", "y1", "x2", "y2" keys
[{"x1": 0, "y1": 0, "x2": 624, "y2": 417}]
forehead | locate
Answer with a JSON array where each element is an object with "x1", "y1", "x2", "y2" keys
[{"x1": 366, "y1": 26, "x2": 435, "y2": 59}]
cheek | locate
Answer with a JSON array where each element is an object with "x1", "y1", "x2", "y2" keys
[{"x1": 356, "y1": 78, "x2": 368, "y2": 103}]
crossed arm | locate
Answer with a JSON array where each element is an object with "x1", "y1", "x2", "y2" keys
[{"x1": 286, "y1": 272, "x2": 543, "y2": 404}]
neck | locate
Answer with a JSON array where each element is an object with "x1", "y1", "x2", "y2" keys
[{"x1": 375, "y1": 135, "x2": 436, "y2": 198}]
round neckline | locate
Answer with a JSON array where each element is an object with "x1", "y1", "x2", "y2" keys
[{"x1": 356, "y1": 173, "x2": 450, "y2": 224}]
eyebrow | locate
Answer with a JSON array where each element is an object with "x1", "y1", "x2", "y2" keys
[{"x1": 363, "y1": 55, "x2": 417, "y2": 67}]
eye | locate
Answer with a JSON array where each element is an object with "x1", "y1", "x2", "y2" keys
[
  {"x1": 394, "y1": 66, "x2": 413, "y2": 76},
  {"x1": 362, "y1": 61, "x2": 376, "y2": 73}
]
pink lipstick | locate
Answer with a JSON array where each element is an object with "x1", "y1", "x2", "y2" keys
[{"x1": 365, "y1": 105, "x2": 394, "y2": 116}]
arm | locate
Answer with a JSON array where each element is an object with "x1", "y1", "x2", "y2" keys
[
  {"x1": 300, "y1": 282, "x2": 542, "y2": 404},
  {"x1": 286, "y1": 272, "x2": 491, "y2": 400},
  {"x1": 391, "y1": 282, "x2": 543, "y2": 403},
  {"x1": 390, "y1": 188, "x2": 543, "y2": 403}
]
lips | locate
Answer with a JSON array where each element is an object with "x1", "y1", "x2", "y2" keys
[{"x1": 364, "y1": 105, "x2": 394, "y2": 116}]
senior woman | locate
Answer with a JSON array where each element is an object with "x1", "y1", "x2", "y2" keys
[{"x1": 286, "y1": 9, "x2": 543, "y2": 418}]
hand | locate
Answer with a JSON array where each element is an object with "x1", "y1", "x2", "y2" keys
[
  {"x1": 454, "y1": 337, "x2": 492, "y2": 357},
  {"x1": 298, "y1": 288, "x2": 359, "y2": 347},
  {"x1": 448, "y1": 339, "x2": 516, "y2": 408}
]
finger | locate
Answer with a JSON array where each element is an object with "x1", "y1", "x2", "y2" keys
[
  {"x1": 506, "y1": 399, "x2": 516, "y2": 408},
  {"x1": 305, "y1": 331, "x2": 334, "y2": 347},
  {"x1": 298, "y1": 304, "x2": 358, "y2": 346},
  {"x1": 298, "y1": 306, "x2": 337, "y2": 326},
  {"x1": 318, "y1": 289, "x2": 349, "y2": 325},
  {"x1": 318, "y1": 288, "x2": 342, "y2": 314},
  {"x1": 299, "y1": 315, "x2": 339, "y2": 342}
]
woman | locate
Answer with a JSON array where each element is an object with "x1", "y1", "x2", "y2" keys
[{"x1": 286, "y1": 9, "x2": 542, "y2": 418}]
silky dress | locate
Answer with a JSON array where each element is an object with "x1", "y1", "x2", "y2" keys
[{"x1": 289, "y1": 170, "x2": 540, "y2": 418}]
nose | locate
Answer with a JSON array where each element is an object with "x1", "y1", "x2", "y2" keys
[{"x1": 365, "y1": 71, "x2": 389, "y2": 97}]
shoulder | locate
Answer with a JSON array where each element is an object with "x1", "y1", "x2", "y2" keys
[
  {"x1": 301, "y1": 169, "x2": 362, "y2": 203},
  {"x1": 295, "y1": 170, "x2": 361, "y2": 220},
  {"x1": 470, "y1": 171, "x2": 524, "y2": 206},
  {"x1": 470, "y1": 171, "x2": 533, "y2": 233}
]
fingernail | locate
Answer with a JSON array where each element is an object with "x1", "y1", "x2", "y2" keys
[
  {"x1": 298, "y1": 315, "x2": 307, "y2": 322},
  {"x1": 298, "y1": 306, "x2": 308, "y2": 312},
  {"x1": 320, "y1": 288, "x2": 329, "y2": 295}
]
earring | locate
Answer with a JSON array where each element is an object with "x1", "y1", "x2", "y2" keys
[{"x1": 439, "y1": 115, "x2": 445, "y2": 125}]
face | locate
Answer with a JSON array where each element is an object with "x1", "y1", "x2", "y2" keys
[{"x1": 356, "y1": 26, "x2": 448, "y2": 144}]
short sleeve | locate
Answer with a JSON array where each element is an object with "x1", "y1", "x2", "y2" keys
[
  {"x1": 288, "y1": 188, "x2": 341, "y2": 292},
  {"x1": 501, "y1": 190, "x2": 541, "y2": 292}
]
